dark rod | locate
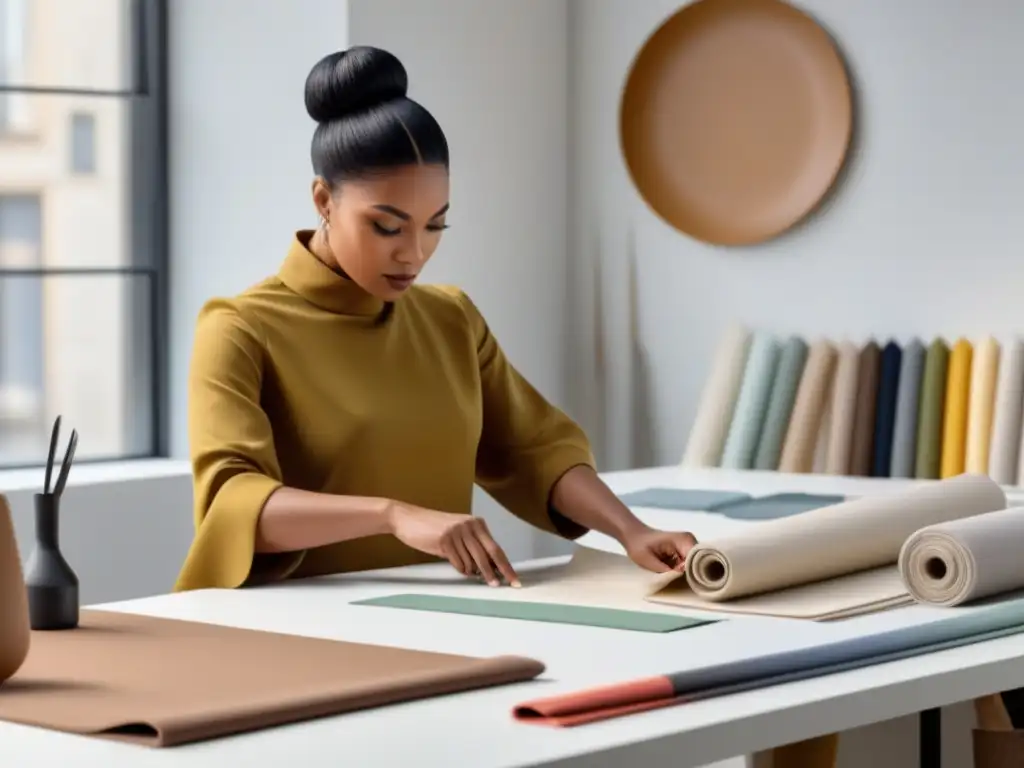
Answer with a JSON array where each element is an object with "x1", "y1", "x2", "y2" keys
[{"x1": 919, "y1": 708, "x2": 941, "y2": 768}]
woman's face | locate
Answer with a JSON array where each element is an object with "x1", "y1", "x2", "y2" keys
[{"x1": 313, "y1": 164, "x2": 450, "y2": 299}]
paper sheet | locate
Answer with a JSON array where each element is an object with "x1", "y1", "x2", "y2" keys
[{"x1": 506, "y1": 548, "x2": 909, "y2": 622}]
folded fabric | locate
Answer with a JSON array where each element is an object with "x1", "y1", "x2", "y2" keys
[
  {"x1": 720, "y1": 332, "x2": 781, "y2": 469},
  {"x1": 941, "y1": 338, "x2": 974, "y2": 478},
  {"x1": 0, "y1": 610, "x2": 544, "y2": 747},
  {"x1": 871, "y1": 340, "x2": 903, "y2": 477},
  {"x1": 779, "y1": 340, "x2": 837, "y2": 473},
  {"x1": 965, "y1": 336, "x2": 1001, "y2": 474},
  {"x1": 682, "y1": 324, "x2": 752, "y2": 467},
  {"x1": 512, "y1": 595, "x2": 1024, "y2": 727},
  {"x1": 617, "y1": 488, "x2": 751, "y2": 511},
  {"x1": 825, "y1": 341, "x2": 861, "y2": 475},
  {"x1": 352, "y1": 594, "x2": 715, "y2": 633},
  {"x1": 849, "y1": 341, "x2": 881, "y2": 476},
  {"x1": 990, "y1": 338, "x2": 1024, "y2": 485},
  {"x1": 753, "y1": 336, "x2": 808, "y2": 470},
  {"x1": 915, "y1": 339, "x2": 950, "y2": 479},
  {"x1": 714, "y1": 493, "x2": 844, "y2": 521},
  {"x1": 889, "y1": 338, "x2": 925, "y2": 478},
  {"x1": 899, "y1": 506, "x2": 1024, "y2": 607}
]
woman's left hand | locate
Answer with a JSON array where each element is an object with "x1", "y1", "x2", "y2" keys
[{"x1": 623, "y1": 527, "x2": 698, "y2": 574}]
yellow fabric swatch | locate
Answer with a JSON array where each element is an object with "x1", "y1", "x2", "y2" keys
[
  {"x1": 964, "y1": 336, "x2": 1000, "y2": 474},
  {"x1": 940, "y1": 338, "x2": 973, "y2": 478}
]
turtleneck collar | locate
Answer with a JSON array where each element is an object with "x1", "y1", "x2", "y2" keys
[{"x1": 277, "y1": 231, "x2": 386, "y2": 317}]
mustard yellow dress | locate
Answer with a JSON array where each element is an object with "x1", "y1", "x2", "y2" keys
[{"x1": 175, "y1": 232, "x2": 594, "y2": 591}]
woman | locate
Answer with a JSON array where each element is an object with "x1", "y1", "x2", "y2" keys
[{"x1": 173, "y1": 46, "x2": 836, "y2": 767}]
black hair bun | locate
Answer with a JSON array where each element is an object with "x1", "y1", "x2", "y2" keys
[{"x1": 304, "y1": 46, "x2": 409, "y2": 124}]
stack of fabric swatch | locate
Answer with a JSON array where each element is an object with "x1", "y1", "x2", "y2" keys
[{"x1": 681, "y1": 325, "x2": 1024, "y2": 484}]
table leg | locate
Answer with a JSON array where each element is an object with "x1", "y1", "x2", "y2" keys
[{"x1": 919, "y1": 708, "x2": 941, "y2": 768}]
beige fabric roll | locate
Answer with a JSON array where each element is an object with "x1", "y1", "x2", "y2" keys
[
  {"x1": 964, "y1": 336, "x2": 1000, "y2": 474},
  {"x1": 899, "y1": 506, "x2": 1024, "y2": 606},
  {"x1": 989, "y1": 338, "x2": 1024, "y2": 484},
  {"x1": 824, "y1": 341, "x2": 860, "y2": 475},
  {"x1": 779, "y1": 340, "x2": 837, "y2": 473},
  {"x1": 681, "y1": 324, "x2": 752, "y2": 467},
  {"x1": 681, "y1": 473, "x2": 1005, "y2": 602}
]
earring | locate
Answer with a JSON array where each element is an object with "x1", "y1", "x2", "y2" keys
[{"x1": 320, "y1": 213, "x2": 330, "y2": 231}]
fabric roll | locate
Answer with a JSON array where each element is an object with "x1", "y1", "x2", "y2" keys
[
  {"x1": 682, "y1": 325, "x2": 752, "y2": 467},
  {"x1": 778, "y1": 340, "x2": 838, "y2": 474},
  {"x1": 940, "y1": 338, "x2": 974, "y2": 478},
  {"x1": 899, "y1": 506, "x2": 1024, "y2": 607},
  {"x1": 681, "y1": 473, "x2": 1005, "y2": 603},
  {"x1": 965, "y1": 336, "x2": 1001, "y2": 475},
  {"x1": 915, "y1": 339, "x2": 950, "y2": 479},
  {"x1": 990, "y1": 338, "x2": 1024, "y2": 485},
  {"x1": 824, "y1": 341, "x2": 860, "y2": 475},
  {"x1": 889, "y1": 338, "x2": 925, "y2": 478},
  {"x1": 720, "y1": 333, "x2": 781, "y2": 469},
  {"x1": 871, "y1": 340, "x2": 903, "y2": 478},
  {"x1": 849, "y1": 341, "x2": 881, "y2": 477},
  {"x1": 753, "y1": 337, "x2": 808, "y2": 470}
]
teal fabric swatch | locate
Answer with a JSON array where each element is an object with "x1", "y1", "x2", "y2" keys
[
  {"x1": 353, "y1": 594, "x2": 717, "y2": 633},
  {"x1": 753, "y1": 337, "x2": 809, "y2": 470},
  {"x1": 721, "y1": 332, "x2": 782, "y2": 469},
  {"x1": 716, "y1": 493, "x2": 845, "y2": 520},
  {"x1": 618, "y1": 487, "x2": 751, "y2": 511}
]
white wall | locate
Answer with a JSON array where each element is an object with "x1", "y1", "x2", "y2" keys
[
  {"x1": 168, "y1": 0, "x2": 350, "y2": 458},
  {"x1": 568, "y1": 0, "x2": 1023, "y2": 765},
  {"x1": 568, "y1": 0, "x2": 1024, "y2": 473}
]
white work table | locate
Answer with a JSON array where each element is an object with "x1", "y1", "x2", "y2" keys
[{"x1": 5, "y1": 466, "x2": 1024, "y2": 767}]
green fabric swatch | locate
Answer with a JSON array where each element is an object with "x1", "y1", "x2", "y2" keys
[
  {"x1": 352, "y1": 594, "x2": 716, "y2": 633},
  {"x1": 914, "y1": 338, "x2": 950, "y2": 479}
]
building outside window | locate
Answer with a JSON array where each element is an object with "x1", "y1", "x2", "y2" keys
[
  {"x1": 0, "y1": 0, "x2": 167, "y2": 468},
  {"x1": 69, "y1": 111, "x2": 98, "y2": 174}
]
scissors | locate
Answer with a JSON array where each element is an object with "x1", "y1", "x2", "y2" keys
[{"x1": 43, "y1": 415, "x2": 78, "y2": 499}]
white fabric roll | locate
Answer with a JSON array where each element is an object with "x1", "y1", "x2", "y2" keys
[{"x1": 898, "y1": 506, "x2": 1024, "y2": 606}]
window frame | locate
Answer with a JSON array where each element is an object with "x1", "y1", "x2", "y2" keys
[{"x1": 0, "y1": 0, "x2": 170, "y2": 468}]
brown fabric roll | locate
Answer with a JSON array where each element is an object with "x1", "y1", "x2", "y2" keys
[{"x1": 849, "y1": 341, "x2": 881, "y2": 476}]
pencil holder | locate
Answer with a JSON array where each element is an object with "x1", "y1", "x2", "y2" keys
[{"x1": 24, "y1": 493, "x2": 79, "y2": 630}]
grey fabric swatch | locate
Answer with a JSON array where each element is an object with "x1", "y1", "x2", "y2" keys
[{"x1": 889, "y1": 339, "x2": 926, "y2": 478}]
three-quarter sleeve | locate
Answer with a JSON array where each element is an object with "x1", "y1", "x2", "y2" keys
[
  {"x1": 457, "y1": 291, "x2": 597, "y2": 539},
  {"x1": 173, "y1": 301, "x2": 304, "y2": 592}
]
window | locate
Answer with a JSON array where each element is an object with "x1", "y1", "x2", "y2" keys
[
  {"x1": 0, "y1": 195, "x2": 43, "y2": 463},
  {"x1": 69, "y1": 112, "x2": 97, "y2": 174},
  {"x1": 0, "y1": 0, "x2": 31, "y2": 133},
  {"x1": 0, "y1": 0, "x2": 168, "y2": 468}
]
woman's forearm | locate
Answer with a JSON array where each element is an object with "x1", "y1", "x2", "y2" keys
[
  {"x1": 255, "y1": 487, "x2": 394, "y2": 553},
  {"x1": 549, "y1": 465, "x2": 650, "y2": 543}
]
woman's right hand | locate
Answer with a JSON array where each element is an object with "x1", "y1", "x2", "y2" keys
[{"x1": 387, "y1": 502, "x2": 520, "y2": 587}]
